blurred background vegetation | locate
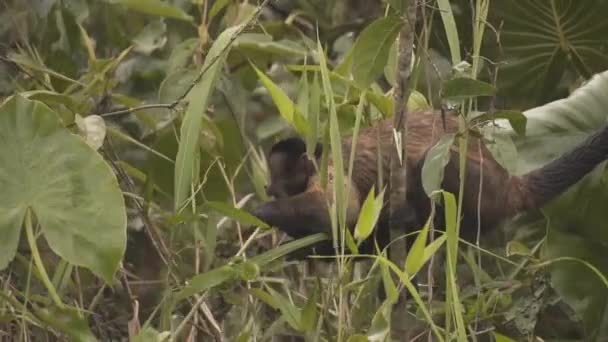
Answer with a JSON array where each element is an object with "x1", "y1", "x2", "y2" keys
[{"x1": 1, "y1": 0, "x2": 608, "y2": 341}]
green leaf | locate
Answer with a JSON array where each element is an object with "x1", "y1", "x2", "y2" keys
[
  {"x1": 443, "y1": 77, "x2": 496, "y2": 100},
  {"x1": 471, "y1": 110, "x2": 527, "y2": 136},
  {"x1": 205, "y1": 201, "x2": 269, "y2": 229},
  {"x1": 132, "y1": 19, "x2": 167, "y2": 55},
  {"x1": 0, "y1": 95, "x2": 126, "y2": 282},
  {"x1": 423, "y1": 235, "x2": 447, "y2": 263},
  {"x1": 404, "y1": 218, "x2": 431, "y2": 275},
  {"x1": 383, "y1": 38, "x2": 397, "y2": 86},
  {"x1": 131, "y1": 327, "x2": 170, "y2": 342},
  {"x1": 385, "y1": 0, "x2": 405, "y2": 13},
  {"x1": 492, "y1": 332, "x2": 518, "y2": 342},
  {"x1": 421, "y1": 133, "x2": 456, "y2": 196},
  {"x1": 351, "y1": 16, "x2": 402, "y2": 88},
  {"x1": 209, "y1": 0, "x2": 231, "y2": 20},
  {"x1": 115, "y1": 0, "x2": 193, "y2": 21},
  {"x1": 234, "y1": 33, "x2": 307, "y2": 57},
  {"x1": 367, "y1": 301, "x2": 391, "y2": 341},
  {"x1": 347, "y1": 334, "x2": 369, "y2": 342},
  {"x1": 505, "y1": 240, "x2": 532, "y2": 257},
  {"x1": 249, "y1": 233, "x2": 329, "y2": 266},
  {"x1": 174, "y1": 25, "x2": 241, "y2": 211},
  {"x1": 354, "y1": 187, "x2": 384, "y2": 242},
  {"x1": 20, "y1": 90, "x2": 78, "y2": 120},
  {"x1": 503, "y1": 70, "x2": 608, "y2": 340},
  {"x1": 436, "y1": 0, "x2": 461, "y2": 64},
  {"x1": 301, "y1": 284, "x2": 318, "y2": 332},
  {"x1": 490, "y1": 0, "x2": 608, "y2": 104},
  {"x1": 176, "y1": 265, "x2": 236, "y2": 300},
  {"x1": 266, "y1": 286, "x2": 303, "y2": 331},
  {"x1": 35, "y1": 305, "x2": 96, "y2": 342},
  {"x1": 318, "y1": 41, "x2": 346, "y2": 240},
  {"x1": 252, "y1": 63, "x2": 309, "y2": 136}
]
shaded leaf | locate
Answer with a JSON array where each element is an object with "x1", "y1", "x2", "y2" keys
[
  {"x1": 205, "y1": 201, "x2": 269, "y2": 229},
  {"x1": 176, "y1": 266, "x2": 236, "y2": 300},
  {"x1": 472, "y1": 110, "x2": 527, "y2": 136},
  {"x1": 266, "y1": 286, "x2": 302, "y2": 331},
  {"x1": 0, "y1": 96, "x2": 126, "y2": 282},
  {"x1": 235, "y1": 33, "x2": 307, "y2": 57},
  {"x1": 489, "y1": 0, "x2": 608, "y2": 104},
  {"x1": 436, "y1": 0, "x2": 461, "y2": 64},
  {"x1": 35, "y1": 305, "x2": 96, "y2": 342},
  {"x1": 421, "y1": 133, "x2": 455, "y2": 196},
  {"x1": 174, "y1": 25, "x2": 241, "y2": 210},
  {"x1": 132, "y1": 19, "x2": 167, "y2": 55},
  {"x1": 443, "y1": 77, "x2": 496, "y2": 100},
  {"x1": 115, "y1": 0, "x2": 193, "y2": 21},
  {"x1": 352, "y1": 16, "x2": 402, "y2": 88}
]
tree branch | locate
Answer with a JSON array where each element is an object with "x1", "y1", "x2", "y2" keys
[{"x1": 389, "y1": 1, "x2": 418, "y2": 236}]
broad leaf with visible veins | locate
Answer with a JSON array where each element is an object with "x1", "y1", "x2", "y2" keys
[{"x1": 0, "y1": 95, "x2": 126, "y2": 283}]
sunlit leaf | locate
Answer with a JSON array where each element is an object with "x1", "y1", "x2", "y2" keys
[
  {"x1": 404, "y1": 217, "x2": 430, "y2": 275},
  {"x1": 354, "y1": 187, "x2": 384, "y2": 242},
  {"x1": 251, "y1": 63, "x2": 309, "y2": 136}
]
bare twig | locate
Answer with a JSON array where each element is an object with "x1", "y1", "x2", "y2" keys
[
  {"x1": 388, "y1": 1, "x2": 419, "y2": 250},
  {"x1": 389, "y1": 0, "x2": 419, "y2": 338}
]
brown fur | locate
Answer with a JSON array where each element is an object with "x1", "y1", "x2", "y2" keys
[{"x1": 254, "y1": 110, "x2": 608, "y2": 250}]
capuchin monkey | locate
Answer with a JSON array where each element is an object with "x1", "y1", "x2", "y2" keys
[{"x1": 252, "y1": 110, "x2": 608, "y2": 254}]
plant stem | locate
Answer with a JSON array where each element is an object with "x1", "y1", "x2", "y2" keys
[{"x1": 24, "y1": 209, "x2": 64, "y2": 308}]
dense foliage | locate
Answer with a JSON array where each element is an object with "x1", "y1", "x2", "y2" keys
[{"x1": 0, "y1": 0, "x2": 607, "y2": 341}]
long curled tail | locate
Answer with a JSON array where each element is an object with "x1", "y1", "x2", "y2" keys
[{"x1": 519, "y1": 125, "x2": 608, "y2": 209}]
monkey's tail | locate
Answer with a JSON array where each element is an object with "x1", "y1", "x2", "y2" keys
[{"x1": 519, "y1": 125, "x2": 608, "y2": 209}]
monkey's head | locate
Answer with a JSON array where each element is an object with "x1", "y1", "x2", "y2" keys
[{"x1": 266, "y1": 137, "x2": 322, "y2": 198}]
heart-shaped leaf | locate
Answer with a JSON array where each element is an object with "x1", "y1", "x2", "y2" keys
[
  {"x1": 489, "y1": 0, "x2": 608, "y2": 104},
  {"x1": 0, "y1": 95, "x2": 126, "y2": 283},
  {"x1": 501, "y1": 70, "x2": 608, "y2": 340}
]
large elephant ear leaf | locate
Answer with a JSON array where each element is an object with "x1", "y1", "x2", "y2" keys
[
  {"x1": 510, "y1": 71, "x2": 608, "y2": 174},
  {"x1": 504, "y1": 71, "x2": 608, "y2": 341},
  {"x1": 490, "y1": 0, "x2": 608, "y2": 105},
  {"x1": 0, "y1": 95, "x2": 127, "y2": 283}
]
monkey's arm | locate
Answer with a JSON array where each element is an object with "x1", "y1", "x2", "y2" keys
[{"x1": 253, "y1": 190, "x2": 333, "y2": 239}]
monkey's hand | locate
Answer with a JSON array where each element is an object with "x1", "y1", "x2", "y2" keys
[{"x1": 252, "y1": 197, "x2": 335, "y2": 260}]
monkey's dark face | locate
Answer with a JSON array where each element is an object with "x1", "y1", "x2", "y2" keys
[{"x1": 266, "y1": 151, "x2": 314, "y2": 198}]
